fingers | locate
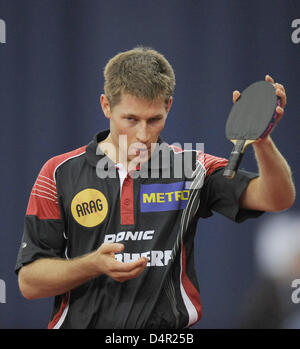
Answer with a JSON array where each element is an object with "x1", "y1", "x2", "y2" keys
[
  {"x1": 275, "y1": 84, "x2": 287, "y2": 108},
  {"x1": 109, "y1": 256, "x2": 149, "y2": 282},
  {"x1": 265, "y1": 74, "x2": 274, "y2": 83},
  {"x1": 275, "y1": 106, "x2": 284, "y2": 121},
  {"x1": 110, "y1": 255, "x2": 149, "y2": 273},
  {"x1": 111, "y1": 258, "x2": 149, "y2": 282},
  {"x1": 234, "y1": 75, "x2": 287, "y2": 107},
  {"x1": 98, "y1": 243, "x2": 149, "y2": 282},
  {"x1": 99, "y1": 242, "x2": 124, "y2": 254},
  {"x1": 265, "y1": 74, "x2": 287, "y2": 108},
  {"x1": 233, "y1": 90, "x2": 241, "y2": 103},
  {"x1": 233, "y1": 75, "x2": 286, "y2": 127}
]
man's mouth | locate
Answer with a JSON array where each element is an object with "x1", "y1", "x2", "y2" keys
[{"x1": 131, "y1": 144, "x2": 151, "y2": 153}]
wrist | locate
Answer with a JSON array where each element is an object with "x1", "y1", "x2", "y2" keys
[
  {"x1": 74, "y1": 251, "x2": 102, "y2": 279},
  {"x1": 253, "y1": 135, "x2": 274, "y2": 150}
]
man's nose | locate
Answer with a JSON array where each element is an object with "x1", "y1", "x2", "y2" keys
[{"x1": 136, "y1": 123, "x2": 150, "y2": 143}]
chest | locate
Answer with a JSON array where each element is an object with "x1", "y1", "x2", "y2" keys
[{"x1": 57, "y1": 165, "x2": 196, "y2": 257}]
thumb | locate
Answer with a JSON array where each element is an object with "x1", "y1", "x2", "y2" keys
[
  {"x1": 233, "y1": 90, "x2": 241, "y2": 103},
  {"x1": 100, "y1": 243, "x2": 124, "y2": 254}
]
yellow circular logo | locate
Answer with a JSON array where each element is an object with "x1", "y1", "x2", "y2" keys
[{"x1": 71, "y1": 189, "x2": 108, "y2": 227}]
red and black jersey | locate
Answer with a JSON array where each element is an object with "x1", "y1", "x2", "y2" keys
[{"x1": 15, "y1": 129, "x2": 263, "y2": 329}]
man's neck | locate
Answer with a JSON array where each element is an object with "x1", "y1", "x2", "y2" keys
[{"x1": 98, "y1": 132, "x2": 119, "y2": 163}]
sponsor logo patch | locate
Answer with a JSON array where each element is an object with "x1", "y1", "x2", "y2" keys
[
  {"x1": 115, "y1": 250, "x2": 172, "y2": 267},
  {"x1": 71, "y1": 188, "x2": 108, "y2": 227},
  {"x1": 104, "y1": 230, "x2": 155, "y2": 243},
  {"x1": 140, "y1": 182, "x2": 190, "y2": 212}
]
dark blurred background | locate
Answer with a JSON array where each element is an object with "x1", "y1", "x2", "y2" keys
[{"x1": 0, "y1": 0, "x2": 299, "y2": 328}]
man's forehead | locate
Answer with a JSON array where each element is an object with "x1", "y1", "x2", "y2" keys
[
  {"x1": 120, "y1": 92, "x2": 164, "y2": 104},
  {"x1": 116, "y1": 92, "x2": 170, "y2": 113}
]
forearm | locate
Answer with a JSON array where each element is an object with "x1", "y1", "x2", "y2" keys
[
  {"x1": 18, "y1": 242, "x2": 148, "y2": 300},
  {"x1": 18, "y1": 253, "x2": 99, "y2": 300},
  {"x1": 241, "y1": 136, "x2": 295, "y2": 211}
]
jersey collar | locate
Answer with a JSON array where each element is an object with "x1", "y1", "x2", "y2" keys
[{"x1": 85, "y1": 129, "x2": 173, "y2": 176}]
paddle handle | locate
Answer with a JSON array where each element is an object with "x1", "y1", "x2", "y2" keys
[{"x1": 223, "y1": 140, "x2": 246, "y2": 179}]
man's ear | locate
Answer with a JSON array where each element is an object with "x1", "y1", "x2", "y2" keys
[
  {"x1": 166, "y1": 97, "x2": 173, "y2": 114},
  {"x1": 100, "y1": 94, "x2": 111, "y2": 119}
]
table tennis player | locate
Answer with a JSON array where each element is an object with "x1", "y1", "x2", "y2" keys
[{"x1": 15, "y1": 47, "x2": 295, "y2": 329}]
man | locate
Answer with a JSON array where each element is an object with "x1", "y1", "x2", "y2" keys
[{"x1": 15, "y1": 47, "x2": 295, "y2": 329}]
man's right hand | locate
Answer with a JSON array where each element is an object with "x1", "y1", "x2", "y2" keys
[
  {"x1": 90, "y1": 243, "x2": 149, "y2": 283},
  {"x1": 18, "y1": 242, "x2": 149, "y2": 300}
]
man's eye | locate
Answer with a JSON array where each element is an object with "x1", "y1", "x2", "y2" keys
[{"x1": 149, "y1": 118, "x2": 160, "y2": 123}]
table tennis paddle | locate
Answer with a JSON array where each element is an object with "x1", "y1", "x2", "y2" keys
[{"x1": 223, "y1": 80, "x2": 281, "y2": 179}]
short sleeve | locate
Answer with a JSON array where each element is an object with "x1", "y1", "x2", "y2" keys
[
  {"x1": 15, "y1": 159, "x2": 66, "y2": 273},
  {"x1": 198, "y1": 167, "x2": 264, "y2": 222}
]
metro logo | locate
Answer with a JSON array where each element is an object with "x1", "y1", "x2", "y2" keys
[
  {"x1": 143, "y1": 190, "x2": 189, "y2": 204},
  {"x1": 140, "y1": 182, "x2": 190, "y2": 212}
]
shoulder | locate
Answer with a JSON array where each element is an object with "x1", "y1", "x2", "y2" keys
[
  {"x1": 39, "y1": 145, "x2": 87, "y2": 183},
  {"x1": 196, "y1": 151, "x2": 228, "y2": 176},
  {"x1": 168, "y1": 144, "x2": 228, "y2": 176}
]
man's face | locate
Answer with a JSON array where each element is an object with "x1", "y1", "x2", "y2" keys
[{"x1": 100, "y1": 92, "x2": 172, "y2": 165}]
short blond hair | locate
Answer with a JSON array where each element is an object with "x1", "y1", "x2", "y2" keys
[{"x1": 103, "y1": 46, "x2": 175, "y2": 109}]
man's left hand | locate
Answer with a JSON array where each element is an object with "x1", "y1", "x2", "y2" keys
[{"x1": 232, "y1": 74, "x2": 287, "y2": 142}]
